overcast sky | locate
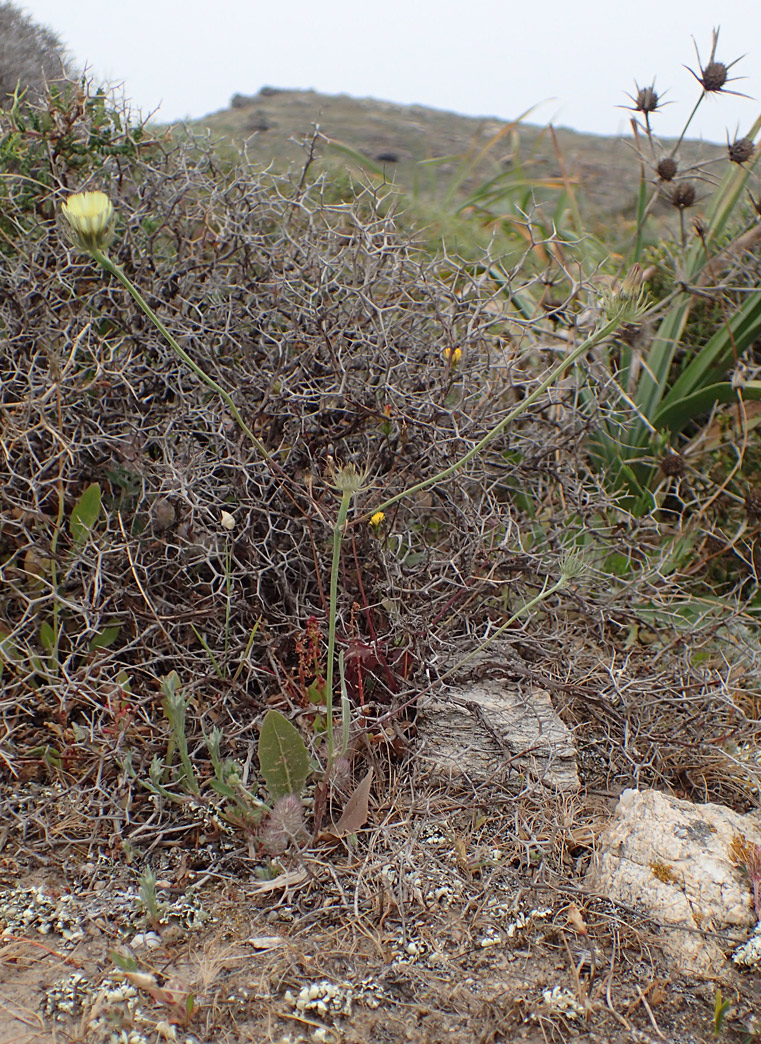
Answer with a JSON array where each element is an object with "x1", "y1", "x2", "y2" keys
[{"x1": 16, "y1": 0, "x2": 761, "y2": 143}]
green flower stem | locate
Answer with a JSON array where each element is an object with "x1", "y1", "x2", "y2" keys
[
  {"x1": 671, "y1": 92, "x2": 705, "y2": 157},
  {"x1": 369, "y1": 312, "x2": 627, "y2": 518},
  {"x1": 90, "y1": 249, "x2": 272, "y2": 464},
  {"x1": 325, "y1": 489, "x2": 352, "y2": 766}
]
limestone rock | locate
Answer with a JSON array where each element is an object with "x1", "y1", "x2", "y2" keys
[
  {"x1": 416, "y1": 681, "x2": 579, "y2": 792},
  {"x1": 588, "y1": 788, "x2": 761, "y2": 976}
]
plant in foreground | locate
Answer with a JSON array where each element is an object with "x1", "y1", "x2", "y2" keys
[{"x1": 58, "y1": 187, "x2": 628, "y2": 844}]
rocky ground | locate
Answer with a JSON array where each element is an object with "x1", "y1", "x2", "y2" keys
[{"x1": 2, "y1": 669, "x2": 761, "y2": 1043}]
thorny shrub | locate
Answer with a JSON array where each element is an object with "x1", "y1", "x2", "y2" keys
[{"x1": 1, "y1": 81, "x2": 761, "y2": 865}]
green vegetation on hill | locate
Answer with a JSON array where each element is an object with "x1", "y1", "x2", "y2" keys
[{"x1": 186, "y1": 86, "x2": 723, "y2": 253}]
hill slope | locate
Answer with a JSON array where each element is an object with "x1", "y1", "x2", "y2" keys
[{"x1": 189, "y1": 87, "x2": 720, "y2": 237}]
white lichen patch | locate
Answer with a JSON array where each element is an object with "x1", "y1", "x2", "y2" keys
[
  {"x1": 44, "y1": 970, "x2": 202, "y2": 1044},
  {"x1": 44, "y1": 972, "x2": 138, "y2": 1021},
  {"x1": 477, "y1": 903, "x2": 553, "y2": 948},
  {"x1": 733, "y1": 921, "x2": 761, "y2": 967},
  {"x1": 0, "y1": 884, "x2": 85, "y2": 943},
  {"x1": 283, "y1": 977, "x2": 386, "y2": 1019},
  {"x1": 530, "y1": 984, "x2": 586, "y2": 1022},
  {"x1": 378, "y1": 862, "x2": 463, "y2": 910},
  {"x1": 284, "y1": 981, "x2": 354, "y2": 1018},
  {"x1": 389, "y1": 931, "x2": 428, "y2": 964}
]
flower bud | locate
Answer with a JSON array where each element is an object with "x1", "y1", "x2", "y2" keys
[{"x1": 61, "y1": 191, "x2": 115, "y2": 252}]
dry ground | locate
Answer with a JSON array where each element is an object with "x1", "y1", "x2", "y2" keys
[{"x1": 1, "y1": 762, "x2": 760, "y2": 1044}]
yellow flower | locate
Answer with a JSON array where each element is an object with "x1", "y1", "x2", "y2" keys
[
  {"x1": 369, "y1": 511, "x2": 385, "y2": 528},
  {"x1": 443, "y1": 347, "x2": 462, "y2": 364},
  {"x1": 220, "y1": 510, "x2": 236, "y2": 531},
  {"x1": 61, "y1": 191, "x2": 115, "y2": 252}
]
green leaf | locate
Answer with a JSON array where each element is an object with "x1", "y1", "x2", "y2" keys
[
  {"x1": 89, "y1": 624, "x2": 121, "y2": 651},
  {"x1": 713, "y1": 986, "x2": 732, "y2": 1038},
  {"x1": 69, "y1": 482, "x2": 102, "y2": 548},
  {"x1": 306, "y1": 677, "x2": 327, "y2": 705},
  {"x1": 39, "y1": 620, "x2": 56, "y2": 654},
  {"x1": 654, "y1": 380, "x2": 761, "y2": 433},
  {"x1": 660, "y1": 290, "x2": 761, "y2": 416},
  {"x1": 258, "y1": 710, "x2": 310, "y2": 800}
]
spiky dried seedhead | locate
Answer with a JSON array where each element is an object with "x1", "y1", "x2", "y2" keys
[
  {"x1": 660, "y1": 452, "x2": 686, "y2": 478},
  {"x1": 687, "y1": 28, "x2": 745, "y2": 97},
  {"x1": 671, "y1": 183, "x2": 696, "y2": 209},
  {"x1": 635, "y1": 85, "x2": 659, "y2": 113},
  {"x1": 728, "y1": 137, "x2": 754, "y2": 164},
  {"x1": 700, "y1": 61, "x2": 728, "y2": 92},
  {"x1": 656, "y1": 157, "x2": 678, "y2": 182}
]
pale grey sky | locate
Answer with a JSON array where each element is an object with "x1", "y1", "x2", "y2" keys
[{"x1": 16, "y1": 0, "x2": 761, "y2": 142}]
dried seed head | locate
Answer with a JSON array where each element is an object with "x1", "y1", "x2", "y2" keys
[
  {"x1": 700, "y1": 61, "x2": 728, "y2": 92},
  {"x1": 687, "y1": 30, "x2": 745, "y2": 97},
  {"x1": 656, "y1": 157, "x2": 678, "y2": 182},
  {"x1": 660, "y1": 452, "x2": 686, "y2": 478},
  {"x1": 329, "y1": 756, "x2": 352, "y2": 791},
  {"x1": 559, "y1": 549, "x2": 587, "y2": 583},
  {"x1": 635, "y1": 85, "x2": 659, "y2": 113},
  {"x1": 259, "y1": 794, "x2": 308, "y2": 854},
  {"x1": 619, "y1": 263, "x2": 645, "y2": 301},
  {"x1": 327, "y1": 460, "x2": 371, "y2": 497},
  {"x1": 746, "y1": 488, "x2": 761, "y2": 521},
  {"x1": 728, "y1": 137, "x2": 754, "y2": 164},
  {"x1": 671, "y1": 183, "x2": 696, "y2": 209}
]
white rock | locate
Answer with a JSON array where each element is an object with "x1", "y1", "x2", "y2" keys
[
  {"x1": 587, "y1": 788, "x2": 761, "y2": 975},
  {"x1": 417, "y1": 681, "x2": 579, "y2": 792}
]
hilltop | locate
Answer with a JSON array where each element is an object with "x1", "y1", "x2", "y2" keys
[{"x1": 188, "y1": 86, "x2": 721, "y2": 238}]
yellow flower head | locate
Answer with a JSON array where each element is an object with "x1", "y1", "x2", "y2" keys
[
  {"x1": 369, "y1": 511, "x2": 385, "y2": 528},
  {"x1": 443, "y1": 347, "x2": 462, "y2": 364},
  {"x1": 61, "y1": 191, "x2": 115, "y2": 252}
]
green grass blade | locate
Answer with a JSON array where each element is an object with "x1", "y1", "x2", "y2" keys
[{"x1": 654, "y1": 380, "x2": 761, "y2": 432}]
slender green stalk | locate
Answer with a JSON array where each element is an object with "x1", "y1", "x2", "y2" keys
[
  {"x1": 324, "y1": 490, "x2": 352, "y2": 765},
  {"x1": 90, "y1": 249, "x2": 272, "y2": 463},
  {"x1": 671, "y1": 93, "x2": 705, "y2": 156},
  {"x1": 369, "y1": 312, "x2": 627, "y2": 518}
]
